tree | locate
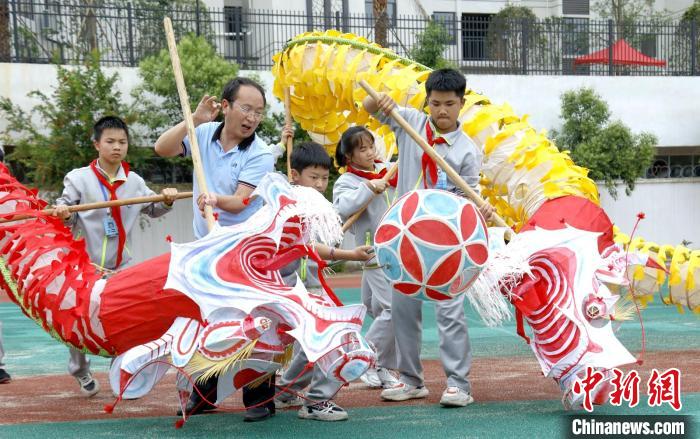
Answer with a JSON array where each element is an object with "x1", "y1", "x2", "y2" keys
[
  {"x1": 593, "y1": 0, "x2": 668, "y2": 28},
  {"x1": 409, "y1": 20, "x2": 455, "y2": 69},
  {"x1": 672, "y1": 0, "x2": 700, "y2": 73},
  {"x1": 0, "y1": 1, "x2": 10, "y2": 62},
  {"x1": 592, "y1": 0, "x2": 670, "y2": 47},
  {"x1": 682, "y1": 0, "x2": 700, "y2": 21},
  {"x1": 130, "y1": 34, "x2": 303, "y2": 185},
  {"x1": 0, "y1": 51, "x2": 143, "y2": 189},
  {"x1": 552, "y1": 87, "x2": 656, "y2": 198},
  {"x1": 130, "y1": 34, "x2": 238, "y2": 145},
  {"x1": 373, "y1": 0, "x2": 389, "y2": 47},
  {"x1": 129, "y1": 0, "x2": 213, "y2": 60},
  {"x1": 127, "y1": 33, "x2": 237, "y2": 182},
  {"x1": 486, "y1": 5, "x2": 545, "y2": 72}
]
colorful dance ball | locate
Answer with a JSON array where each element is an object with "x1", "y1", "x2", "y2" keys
[{"x1": 374, "y1": 190, "x2": 489, "y2": 301}]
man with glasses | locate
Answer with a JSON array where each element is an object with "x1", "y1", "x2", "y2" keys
[{"x1": 155, "y1": 77, "x2": 276, "y2": 421}]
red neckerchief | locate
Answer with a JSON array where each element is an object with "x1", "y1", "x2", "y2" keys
[
  {"x1": 346, "y1": 160, "x2": 397, "y2": 187},
  {"x1": 90, "y1": 159, "x2": 129, "y2": 269},
  {"x1": 423, "y1": 121, "x2": 447, "y2": 188}
]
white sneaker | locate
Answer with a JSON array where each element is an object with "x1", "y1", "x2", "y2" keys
[
  {"x1": 298, "y1": 400, "x2": 348, "y2": 421},
  {"x1": 439, "y1": 387, "x2": 474, "y2": 407},
  {"x1": 376, "y1": 368, "x2": 400, "y2": 389},
  {"x1": 274, "y1": 395, "x2": 303, "y2": 409},
  {"x1": 359, "y1": 368, "x2": 382, "y2": 388},
  {"x1": 380, "y1": 382, "x2": 429, "y2": 401},
  {"x1": 75, "y1": 372, "x2": 100, "y2": 397}
]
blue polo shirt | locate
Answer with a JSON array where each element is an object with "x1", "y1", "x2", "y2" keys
[{"x1": 183, "y1": 122, "x2": 274, "y2": 238}]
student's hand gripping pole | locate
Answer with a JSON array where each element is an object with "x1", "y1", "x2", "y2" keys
[
  {"x1": 358, "y1": 80, "x2": 511, "y2": 237},
  {"x1": 164, "y1": 17, "x2": 216, "y2": 232}
]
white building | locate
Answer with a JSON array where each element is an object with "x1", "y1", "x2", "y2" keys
[{"x1": 205, "y1": 0, "x2": 694, "y2": 19}]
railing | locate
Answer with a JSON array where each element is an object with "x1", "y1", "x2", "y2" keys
[{"x1": 2, "y1": 1, "x2": 698, "y2": 75}]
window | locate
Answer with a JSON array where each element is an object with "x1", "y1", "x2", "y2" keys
[
  {"x1": 223, "y1": 6, "x2": 248, "y2": 64},
  {"x1": 669, "y1": 155, "x2": 694, "y2": 178},
  {"x1": 646, "y1": 155, "x2": 700, "y2": 178},
  {"x1": 433, "y1": 12, "x2": 456, "y2": 45},
  {"x1": 364, "y1": 0, "x2": 396, "y2": 27},
  {"x1": 461, "y1": 13, "x2": 491, "y2": 60},
  {"x1": 562, "y1": 17, "x2": 589, "y2": 74},
  {"x1": 562, "y1": 0, "x2": 590, "y2": 15},
  {"x1": 224, "y1": 6, "x2": 243, "y2": 34},
  {"x1": 640, "y1": 34, "x2": 657, "y2": 58},
  {"x1": 41, "y1": 1, "x2": 60, "y2": 33},
  {"x1": 16, "y1": 0, "x2": 35, "y2": 19},
  {"x1": 562, "y1": 18, "x2": 589, "y2": 56}
]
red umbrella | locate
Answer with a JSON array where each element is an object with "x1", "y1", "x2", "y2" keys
[{"x1": 574, "y1": 39, "x2": 666, "y2": 67}]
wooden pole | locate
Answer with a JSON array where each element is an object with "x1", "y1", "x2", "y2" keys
[
  {"x1": 342, "y1": 162, "x2": 397, "y2": 232},
  {"x1": 283, "y1": 87, "x2": 294, "y2": 181},
  {"x1": 0, "y1": 192, "x2": 193, "y2": 224},
  {"x1": 358, "y1": 80, "x2": 511, "y2": 235},
  {"x1": 164, "y1": 17, "x2": 215, "y2": 232}
]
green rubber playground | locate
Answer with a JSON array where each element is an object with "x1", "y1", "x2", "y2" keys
[{"x1": 1, "y1": 277, "x2": 698, "y2": 438}]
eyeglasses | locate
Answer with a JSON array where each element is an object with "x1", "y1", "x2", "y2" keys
[{"x1": 232, "y1": 102, "x2": 265, "y2": 121}]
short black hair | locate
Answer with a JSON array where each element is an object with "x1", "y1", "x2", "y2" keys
[
  {"x1": 291, "y1": 142, "x2": 332, "y2": 172},
  {"x1": 425, "y1": 68, "x2": 466, "y2": 98},
  {"x1": 93, "y1": 116, "x2": 129, "y2": 142},
  {"x1": 221, "y1": 77, "x2": 266, "y2": 106},
  {"x1": 335, "y1": 126, "x2": 374, "y2": 167}
]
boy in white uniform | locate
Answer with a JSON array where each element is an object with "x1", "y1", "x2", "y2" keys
[{"x1": 53, "y1": 116, "x2": 177, "y2": 396}]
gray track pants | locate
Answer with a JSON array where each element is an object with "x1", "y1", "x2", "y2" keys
[
  {"x1": 361, "y1": 268, "x2": 398, "y2": 369},
  {"x1": 277, "y1": 342, "x2": 343, "y2": 404},
  {"x1": 0, "y1": 321, "x2": 5, "y2": 367},
  {"x1": 68, "y1": 347, "x2": 91, "y2": 377},
  {"x1": 392, "y1": 292, "x2": 472, "y2": 392}
]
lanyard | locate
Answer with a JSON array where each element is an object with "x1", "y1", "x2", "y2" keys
[{"x1": 98, "y1": 181, "x2": 110, "y2": 203}]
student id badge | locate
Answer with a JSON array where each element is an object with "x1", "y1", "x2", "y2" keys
[
  {"x1": 435, "y1": 168, "x2": 448, "y2": 190},
  {"x1": 103, "y1": 215, "x2": 119, "y2": 238}
]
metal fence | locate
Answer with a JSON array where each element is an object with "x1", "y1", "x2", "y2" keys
[{"x1": 2, "y1": 1, "x2": 699, "y2": 75}]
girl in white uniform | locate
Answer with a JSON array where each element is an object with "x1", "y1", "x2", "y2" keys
[{"x1": 332, "y1": 126, "x2": 399, "y2": 388}]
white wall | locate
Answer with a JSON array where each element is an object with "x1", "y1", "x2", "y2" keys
[
  {"x1": 123, "y1": 178, "x2": 700, "y2": 264},
  {"x1": 468, "y1": 74, "x2": 700, "y2": 148},
  {"x1": 0, "y1": 63, "x2": 282, "y2": 141},
  {"x1": 129, "y1": 201, "x2": 195, "y2": 263},
  {"x1": 2, "y1": 64, "x2": 698, "y2": 147},
  {"x1": 598, "y1": 178, "x2": 700, "y2": 248}
]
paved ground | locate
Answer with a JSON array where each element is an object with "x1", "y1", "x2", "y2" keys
[{"x1": 1, "y1": 275, "x2": 698, "y2": 438}]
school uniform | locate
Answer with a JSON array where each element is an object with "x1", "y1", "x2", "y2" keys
[
  {"x1": 276, "y1": 257, "x2": 343, "y2": 403},
  {"x1": 333, "y1": 162, "x2": 398, "y2": 370},
  {"x1": 0, "y1": 321, "x2": 5, "y2": 368},
  {"x1": 376, "y1": 106, "x2": 483, "y2": 393},
  {"x1": 56, "y1": 159, "x2": 173, "y2": 380}
]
